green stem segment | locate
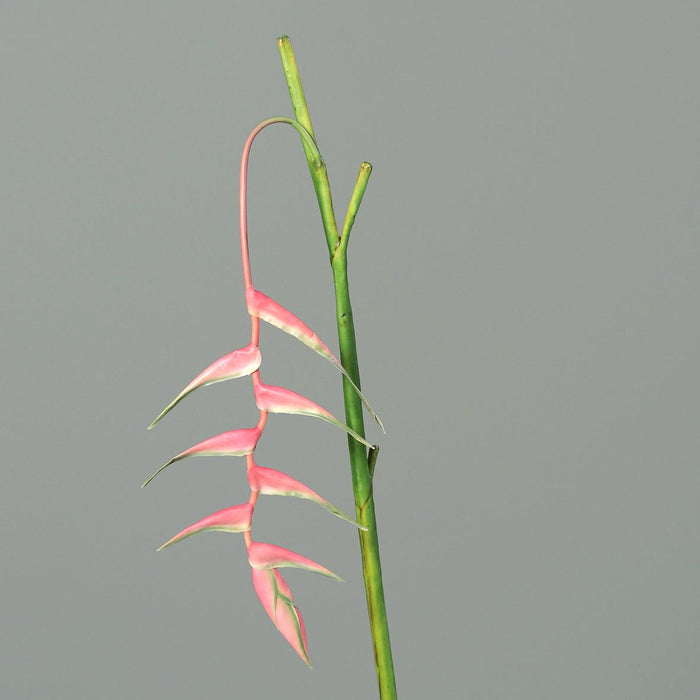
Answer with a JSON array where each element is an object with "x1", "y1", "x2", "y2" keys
[
  {"x1": 277, "y1": 35, "x2": 398, "y2": 700},
  {"x1": 277, "y1": 36, "x2": 339, "y2": 256},
  {"x1": 338, "y1": 163, "x2": 372, "y2": 260}
]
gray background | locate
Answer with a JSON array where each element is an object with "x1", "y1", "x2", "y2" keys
[{"x1": 2, "y1": 2, "x2": 698, "y2": 698}]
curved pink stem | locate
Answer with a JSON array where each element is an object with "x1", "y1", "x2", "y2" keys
[
  {"x1": 240, "y1": 118, "x2": 305, "y2": 291},
  {"x1": 240, "y1": 118, "x2": 307, "y2": 348}
]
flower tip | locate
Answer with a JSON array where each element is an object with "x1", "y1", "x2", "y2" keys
[
  {"x1": 147, "y1": 407, "x2": 170, "y2": 430},
  {"x1": 140, "y1": 469, "x2": 159, "y2": 488},
  {"x1": 141, "y1": 462, "x2": 168, "y2": 488}
]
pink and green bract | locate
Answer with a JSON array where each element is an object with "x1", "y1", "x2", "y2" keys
[
  {"x1": 144, "y1": 115, "x2": 382, "y2": 666},
  {"x1": 157, "y1": 503, "x2": 253, "y2": 551},
  {"x1": 251, "y1": 568, "x2": 309, "y2": 665}
]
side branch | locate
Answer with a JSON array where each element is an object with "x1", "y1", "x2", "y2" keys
[{"x1": 336, "y1": 162, "x2": 372, "y2": 260}]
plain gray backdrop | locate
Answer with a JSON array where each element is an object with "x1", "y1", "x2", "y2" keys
[{"x1": 2, "y1": 2, "x2": 698, "y2": 698}]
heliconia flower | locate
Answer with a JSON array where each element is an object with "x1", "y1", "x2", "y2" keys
[
  {"x1": 145, "y1": 114, "x2": 387, "y2": 675},
  {"x1": 248, "y1": 463, "x2": 364, "y2": 528},
  {"x1": 248, "y1": 541, "x2": 343, "y2": 581},
  {"x1": 254, "y1": 380, "x2": 373, "y2": 449},
  {"x1": 246, "y1": 286, "x2": 384, "y2": 433},
  {"x1": 252, "y1": 567, "x2": 310, "y2": 666},
  {"x1": 141, "y1": 427, "x2": 261, "y2": 487},
  {"x1": 157, "y1": 503, "x2": 253, "y2": 551},
  {"x1": 147, "y1": 344, "x2": 262, "y2": 429}
]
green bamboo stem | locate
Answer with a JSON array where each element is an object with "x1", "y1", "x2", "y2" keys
[
  {"x1": 276, "y1": 36, "x2": 339, "y2": 256},
  {"x1": 277, "y1": 35, "x2": 398, "y2": 700}
]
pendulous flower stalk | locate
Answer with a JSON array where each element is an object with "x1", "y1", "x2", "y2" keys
[{"x1": 145, "y1": 115, "x2": 383, "y2": 666}]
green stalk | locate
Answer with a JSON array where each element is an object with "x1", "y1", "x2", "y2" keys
[{"x1": 277, "y1": 36, "x2": 398, "y2": 699}]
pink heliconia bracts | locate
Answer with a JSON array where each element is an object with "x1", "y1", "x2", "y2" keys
[
  {"x1": 254, "y1": 380, "x2": 373, "y2": 448},
  {"x1": 148, "y1": 344, "x2": 261, "y2": 429},
  {"x1": 248, "y1": 463, "x2": 364, "y2": 527},
  {"x1": 142, "y1": 427, "x2": 261, "y2": 487},
  {"x1": 246, "y1": 286, "x2": 335, "y2": 363},
  {"x1": 246, "y1": 286, "x2": 385, "y2": 433},
  {"x1": 252, "y1": 568, "x2": 310, "y2": 666},
  {"x1": 248, "y1": 541, "x2": 343, "y2": 581},
  {"x1": 145, "y1": 118, "x2": 383, "y2": 665},
  {"x1": 158, "y1": 503, "x2": 253, "y2": 550}
]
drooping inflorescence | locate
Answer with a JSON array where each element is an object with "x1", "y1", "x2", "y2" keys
[{"x1": 144, "y1": 118, "x2": 382, "y2": 666}]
